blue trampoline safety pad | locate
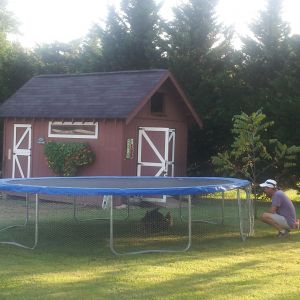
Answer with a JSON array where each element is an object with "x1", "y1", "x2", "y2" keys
[{"x1": 0, "y1": 176, "x2": 250, "y2": 196}]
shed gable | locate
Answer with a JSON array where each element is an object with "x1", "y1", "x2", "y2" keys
[{"x1": 0, "y1": 69, "x2": 202, "y2": 127}]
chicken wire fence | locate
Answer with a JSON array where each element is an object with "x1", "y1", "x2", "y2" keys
[{"x1": 0, "y1": 189, "x2": 254, "y2": 255}]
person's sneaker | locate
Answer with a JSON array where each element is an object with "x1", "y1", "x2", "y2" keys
[{"x1": 277, "y1": 229, "x2": 290, "y2": 238}]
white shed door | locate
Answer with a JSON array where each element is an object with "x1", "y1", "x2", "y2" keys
[
  {"x1": 137, "y1": 127, "x2": 175, "y2": 177},
  {"x1": 12, "y1": 124, "x2": 32, "y2": 178}
]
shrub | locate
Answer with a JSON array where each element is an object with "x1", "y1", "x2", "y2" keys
[
  {"x1": 44, "y1": 141, "x2": 95, "y2": 176},
  {"x1": 211, "y1": 110, "x2": 300, "y2": 192}
]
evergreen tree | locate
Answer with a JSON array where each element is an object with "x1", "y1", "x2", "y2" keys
[
  {"x1": 80, "y1": 27, "x2": 104, "y2": 72},
  {"x1": 240, "y1": 0, "x2": 300, "y2": 161},
  {"x1": 89, "y1": 0, "x2": 167, "y2": 71},
  {"x1": 240, "y1": 0, "x2": 291, "y2": 107},
  {"x1": 165, "y1": 0, "x2": 238, "y2": 174},
  {"x1": 166, "y1": 0, "x2": 222, "y2": 97},
  {"x1": 93, "y1": 6, "x2": 129, "y2": 71},
  {"x1": 120, "y1": 0, "x2": 166, "y2": 68}
]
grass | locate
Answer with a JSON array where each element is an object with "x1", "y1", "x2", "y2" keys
[
  {"x1": 206, "y1": 188, "x2": 300, "y2": 202},
  {"x1": 0, "y1": 197, "x2": 300, "y2": 299}
]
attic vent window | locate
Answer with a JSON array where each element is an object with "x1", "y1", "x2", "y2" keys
[
  {"x1": 48, "y1": 121, "x2": 98, "y2": 139},
  {"x1": 151, "y1": 93, "x2": 165, "y2": 115}
]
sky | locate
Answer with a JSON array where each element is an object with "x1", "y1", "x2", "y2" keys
[{"x1": 6, "y1": 0, "x2": 300, "y2": 48}]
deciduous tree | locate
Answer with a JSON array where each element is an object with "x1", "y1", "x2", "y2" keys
[{"x1": 212, "y1": 110, "x2": 300, "y2": 192}]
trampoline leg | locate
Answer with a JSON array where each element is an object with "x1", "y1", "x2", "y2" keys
[
  {"x1": 237, "y1": 188, "x2": 250, "y2": 242},
  {"x1": 179, "y1": 195, "x2": 184, "y2": 221},
  {"x1": 237, "y1": 185, "x2": 254, "y2": 241},
  {"x1": 246, "y1": 185, "x2": 255, "y2": 236},
  {"x1": 33, "y1": 194, "x2": 39, "y2": 249},
  {"x1": 237, "y1": 189, "x2": 244, "y2": 241},
  {"x1": 0, "y1": 193, "x2": 39, "y2": 249},
  {"x1": 109, "y1": 195, "x2": 116, "y2": 255},
  {"x1": 186, "y1": 195, "x2": 192, "y2": 250},
  {"x1": 110, "y1": 195, "x2": 192, "y2": 255},
  {"x1": 73, "y1": 195, "x2": 130, "y2": 222},
  {"x1": 221, "y1": 192, "x2": 225, "y2": 225},
  {"x1": 73, "y1": 196, "x2": 77, "y2": 220}
]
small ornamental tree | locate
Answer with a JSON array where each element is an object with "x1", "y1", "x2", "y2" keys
[
  {"x1": 44, "y1": 142, "x2": 95, "y2": 176},
  {"x1": 211, "y1": 110, "x2": 300, "y2": 195}
]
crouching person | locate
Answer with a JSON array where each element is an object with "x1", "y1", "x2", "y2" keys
[{"x1": 260, "y1": 179, "x2": 298, "y2": 238}]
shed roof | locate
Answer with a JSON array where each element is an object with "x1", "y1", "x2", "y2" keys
[{"x1": 0, "y1": 69, "x2": 202, "y2": 127}]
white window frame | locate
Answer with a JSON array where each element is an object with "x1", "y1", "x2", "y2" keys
[{"x1": 48, "y1": 121, "x2": 98, "y2": 139}]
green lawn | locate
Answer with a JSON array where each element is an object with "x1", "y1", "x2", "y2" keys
[{"x1": 0, "y1": 198, "x2": 300, "y2": 300}]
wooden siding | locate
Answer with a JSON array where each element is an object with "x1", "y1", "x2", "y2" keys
[
  {"x1": 122, "y1": 87, "x2": 189, "y2": 177},
  {"x1": 2, "y1": 119, "x2": 126, "y2": 177},
  {"x1": 1, "y1": 73, "x2": 198, "y2": 178}
]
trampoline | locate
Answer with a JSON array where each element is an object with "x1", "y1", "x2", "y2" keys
[{"x1": 0, "y1": 176, "x2": 254, "y2": 255}]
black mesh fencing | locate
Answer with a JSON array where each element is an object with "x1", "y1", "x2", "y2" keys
[{"x1": 0, "y1": 190, "x2": 254, "y2": 254}]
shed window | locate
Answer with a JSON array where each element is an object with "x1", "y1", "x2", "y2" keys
[
  {"x1": 48, "y1": 122, "x2": 98, "y2": 139},
  {"x1": 151, "y1": 93, "x2": 165, "y2": 115}
]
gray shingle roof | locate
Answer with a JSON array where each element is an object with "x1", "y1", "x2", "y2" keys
[{"x1": 0, "y1": 69, "x2": 170, "y2": 119}]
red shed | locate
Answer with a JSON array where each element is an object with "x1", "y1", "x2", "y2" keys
[{"x1": 0, "y1": 69, "x2": 202, "y2": 178}]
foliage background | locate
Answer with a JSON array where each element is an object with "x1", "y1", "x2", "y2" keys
[{"x1": 0, "y1": 0, "x2": 299, "y2": 185}]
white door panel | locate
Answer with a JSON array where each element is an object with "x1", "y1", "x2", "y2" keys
[
  {"x1": 137, "y1": 127, "x2": 175, "y2": 177},
  {"x1": 12, "y1": 124, "x2": 32, "y2": 178}
]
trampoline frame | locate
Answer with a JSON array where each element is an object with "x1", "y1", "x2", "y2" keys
[
  {"x1": 109, "y1": 195, "x2": 192, "y2": 255},
  {"x1": 0, "y1": 176, "x2": 253, "y2": 255}
]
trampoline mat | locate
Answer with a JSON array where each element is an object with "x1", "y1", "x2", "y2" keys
[{"x1": 0, "y1": 176, "x2": 250, "y2": 196}]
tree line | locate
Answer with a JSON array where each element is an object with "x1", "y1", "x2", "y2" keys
[{"x1": 0, "y1": 0, "x2": 299, "y2": 186}]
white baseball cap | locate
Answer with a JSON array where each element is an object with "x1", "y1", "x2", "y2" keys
[{"x1": 259, "y1": 179, "x2": 277, "y2": 188}]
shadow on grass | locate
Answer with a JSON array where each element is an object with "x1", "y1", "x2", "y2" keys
[
  {"x1": 1, "y1": 200, "x2": 300, "y2": 299},
  {"x1": 1, "y1": 233, "x2": 300, "y2": 300},
  {"x1": 1, "y1": 235, "x2": 299, "y2": 300}
]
